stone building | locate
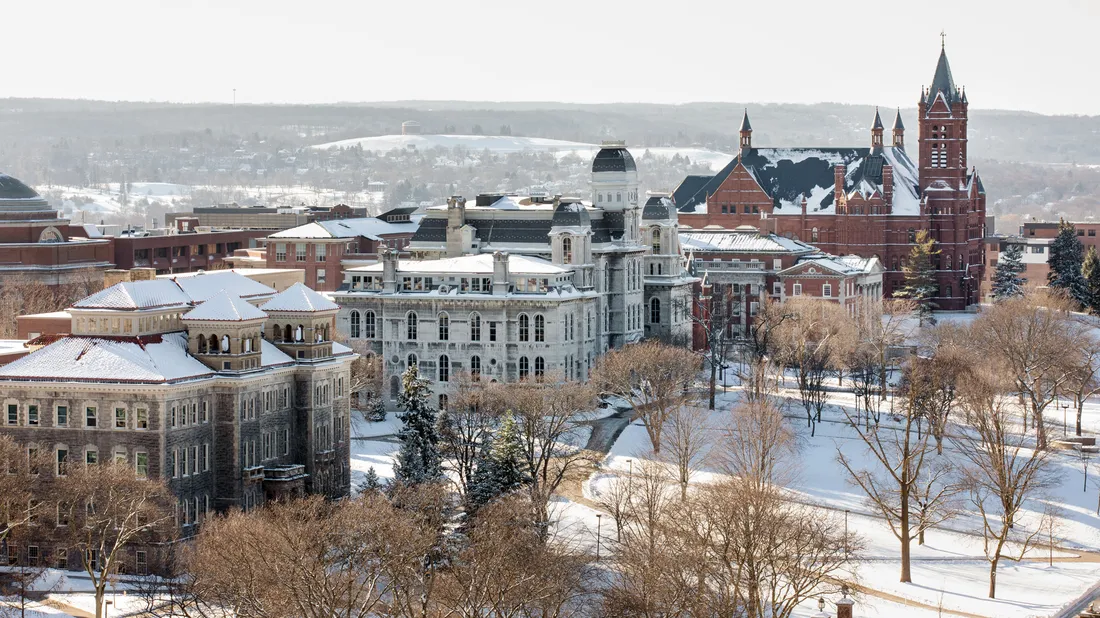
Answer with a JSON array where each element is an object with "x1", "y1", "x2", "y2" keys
[
  {"x1": 672, "y1": 44, "x2": 986, "y2": 310},
  {"x1": 0, "y1": 271, "x2": 354, "y2": 572}
]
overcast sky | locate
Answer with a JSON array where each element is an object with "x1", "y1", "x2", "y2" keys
[{"x1": 5, "y1": 0, "x2": 1097, "y2": 115}]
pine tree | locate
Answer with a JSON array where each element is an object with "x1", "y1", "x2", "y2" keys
[
  {"x1": 467, "y1": 412, "x2": 530, "y2": 509},
  {"x1": 360, "y1": 466, "x2": 383, "y2": 494},
  {"x1": 1083, "y1": 246, "x2": 1100, "y2": 315},
  {"x1": 1048, "y1": 219, "x2": 1089, "y2": 307},
  {"x1": 394, "y1": 365, "x2": 443, "y2": 486},
  {"x1": 896, "y1": 230, "x2": 939, "y2": 326},
  {"x1": 991, "y1": 242, "x2": 1027, "y2": 301}
]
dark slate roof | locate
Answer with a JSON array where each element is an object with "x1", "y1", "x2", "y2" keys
[
  {"x1": 592, "y1": 147, "x2": 637, "y2": 173},
  {"x1": 893, "y1": 109, "x2": 905, "y2": 130},
  {"x1": 927, "y1": 47, "x2": 957, "y2": 104},
  {"x1": 642, "y1": 196, "x2": 673, "y2": 220},
  {"x1": 871, "y1": 109, "x2": 884, "y2": 130},
  {"x1": 671, "y1": 175, "x2": 712, "y2": 210},
  {"x1": 551, "y1": 200, "x2": 591, "y2": 227},
  {"x1": 739, "y1": 110, "x2": 752, "y2": 132},
  {"x1": 600, "y1": 211, "x2": 626, "y2": 241},
  {"x1": 413, "y1": 218, "x2": 447, "y2": 242},
  {"x1": 412, "y1": 215, "x2": 555, "y2": 246},
  {"x1": 0, "y1": 173, "x2": 40, "y2": 200}
]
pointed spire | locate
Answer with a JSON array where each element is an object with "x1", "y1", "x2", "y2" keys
[
  {"x1": 929, "y1": 44, "x2": 957, "y2": 103},
  {"x1": 739, "y1": 109, "x2": 752, "y2": 132},
  {"x1": 892, "y1": 108, "x2": 905, "y2": 130},
  {"x1": 871, "y1": 107, "x2": 884, "y2": 130}
]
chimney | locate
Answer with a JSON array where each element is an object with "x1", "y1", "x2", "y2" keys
[
  {"x1": 882, "y1": 164, "x2": 894, "y2": 212},
  {"x1": 445, "y1": 196, "x2": 467, "y2": 258},
  {"x1": 382, "y1": 246, "x2": 398, "y2": 293},
  {"x1": 834, "y1": 164, "x2": 847, "y2": 209},
  {"x1": 492, "y1": 251, "x2": 510, "y2": 295},
  {"x1": 130, "y1": 267, "x2": 156, "y2": 281},
  {"x1": 104, "y1": 269, "x2": 132, "y2": 288}
]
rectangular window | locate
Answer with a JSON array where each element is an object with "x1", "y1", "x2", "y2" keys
[
  {"x1": 136, "y1": 453, "x2": 148, "y2": 478},
  {"x1": 296, "y1": 243, "x2": 307, "y2": 261},
  {"x1": 283, "y1": 429, "x2": 290, "y2": 455},
  {"x1": 315, "y1": 244, "x2": 326, "y2": 260},
  {"x1": 823, "y1": 284, "x2": 832, "y2": 297},
  {"x1": 750, "y1": 302, "x2": 759, "y2": 316},
  {"x1": 317, "y1": 269, "x2": 327, "y2": 285},
  {"x1": 202, "y1": 443, "x2": 210, "y2": 472},
  {"x1": 489, "y1": 322, "x2": 497, "y2": 342},
  {"x1": 55, "y1": 548, "x2": 67, "y2": 570},
  {"x1": 7, "y1": 404, "x2": 16, "y2": 425},
  {"x1": 170, "y1": 406, "x2": 176, "y2": 427},
  {"x1": 114, "y1": 450, "x2": 126, "y2": 465},
  {"x1": 136, "y1": 550, "x2": 147, "y2": 575},
  {"x1": 56, "y1": 405, "x2": 67, "y2": 427},
  {"x1": 25, "y1": 404, "x2": 39, "y2": 426},
  {"x1": 85, "y1": 407, "x2": 96, "y2": 428},
  {"x1": 1091, "y1": 230, "x2": 1097, "y2": 237},
  {"x1": 168, "y1": 451, "x2": 176, "y2": 478},
  {"x1": 1031, "y1": 246, "x2": 1045, "y2": 254},
  {"x1": 275, "y1": 243, "x2": 287, "y2": 262},
  {"x1": 115, "y1": 408, "x2": 126, "y2": 429},
  {"x1": 793, "y1": 283, "x2": 802, "y2": 296},
  {"x1": 180, "y1": 448, "x2": 189, "y2": 477},
  {"x1": 27, "y1": 545, "x2": 38, "y2": 567},
  {"x1": 56, "y1": 449, "x2": 68, "y2": 476},
  {"x1": 773, "y1": 282, "x2": 782, "y2": 295},
  {"x1": 201, "y1": 401, "x2": 209, "y2": 423},
  {"x1": 136, "y1": 408, "x2": 148, "y2": 429},
  {"x1": 191, "y1": 446, "x2": 198, "y2": 475},
  {"x1": 190, "y1": 404, "x2": 197, "y2": 425},
  {"x1": 85, "y1": 449, "x2": 97, "y2": 465}
]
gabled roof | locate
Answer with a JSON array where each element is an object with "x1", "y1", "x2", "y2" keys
[
  {"x1": 268, "y1": 216, "x2": 422, "y2": 240},
  {"x1": 169, "y1": 271, "x2": 275, "y2": 302},
  {"x1": 260, "y1": 282, "x2": 339, "y2": 313},
  {"x1": 0, "y1": 332, "x2": 213, "y2": 384},
  {"x1": 680, "y1": 229, "x2": 817, "y2": 254},
  {"x1": 73, "y1": 279, "x2": 192, "y2": 311},
  {"x1": 182, "y1": 290, "x2": 267, "y2": 322},
  {"x1": 780, "y1": 254, "x2": 882, "y2": 277}
]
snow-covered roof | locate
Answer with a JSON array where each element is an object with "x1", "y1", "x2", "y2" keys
[
  {"x1": 167, "y1": 271, "x2": 276, "y2": 301},
  {"x1": 260, "y1": 282, "x2": 340, "y2": 313},
  {"x1": 268, "y1": 216, "x2": 422, "y2": 241},
  {"x1": 182, "y1": 290, "x2": 267, "y2": 322},
  {"x1": 679, "y1": 229, "x2": 817, "y2": 254},
  {"x1": 0, "y1": 332, "x2": 213, "y2": 384},
  {"x1": 260, "y1": 339, "x2": 294, "y2": 367},
  {"x1": 73, "y1": 279, "x2": 192, "y2": 311},
  {"x1": 780, "y1": 254, "x2": 882, "y2": 277},
  {"x1": 350, "y1": 253, "x2": 569, "y2": 276}
]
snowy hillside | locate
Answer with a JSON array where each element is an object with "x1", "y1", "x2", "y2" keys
[{"x1": 313, "y1": 134, "x2": 734, "y2": 172}]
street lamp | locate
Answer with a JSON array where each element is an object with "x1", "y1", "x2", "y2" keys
[
  {"x1": 1063, "y1": 403, "x2": 1070, "y2": 437},
  {"x1": 595, "y1": 514, "x2": 603, "y2": 562},
  {"x1": 818, "y1": 597, "x2": 826, "y2": 612}
]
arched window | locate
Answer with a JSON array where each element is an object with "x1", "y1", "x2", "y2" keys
[
  {"x1": 407, "y1": 354, "x2": 418, "y2": 368},
  {"x1": 407, "y1": 312, "x2": 418, "y2": 340},
  {"x1": 649, "y1": 263, "x2": 654, "y2": 275},
  {"x1": 518, "y1": 314, "x2": 529, "y2": 342},
  {"x1": 283, "y1": 324, "x2": 292, "y2": 342},
  {"x1": 470, "y1": 313, "x2": 481, "y2": 341},
  {"x1": 438, "y1": 313, "x2": 449, "y2": 341},
  {"x1": 812, "y1": 227, "x2": 819, "y2": 242},
  {"x1": 350, "y1": 311, "x2": 361, "y2": 338},
  {"x1": 221, "y1": 334, "x2": 230, "y2": 352},
  {"x1": 389, "y1": 376, "x2": 400, "y2": 400},
  {"x1": 438, "y1": 355, "x2": 450, "y2": 382},
  {"x1": 562, "y1": 237, "x2": 573, "y2": 264},
  {"x1": 295, "y1": 325, "x2": 303, "y2": 342},
  {"x1": 364, "y1": 311, "x2": 376, "y2": 339},
  {"x1": 652, "y1": 227, "x2": 662, "y2": 253},
  {"x1": 471, "y1": 355, "x2": 481, "y2": 380},
  {"x1": 209, "y1": 333, "x2": 219, "y2": 353},
  {"x1": 197, "y1": 334, "x2": 207, "y2": 354},
  {"x1": 519, "y1": 356, "x2": 529, "y2": 380},
  {"x1": 534, "y1": 357, "x2": 545, "y2": 380},
  {"x1": 658, "y1": 263, "x2": 663, "y2": 275},
  {"x1": 439, "y1": 394, "x2": 448, "y2": 411},
  {"x1": 534, "y1": 315, "x2": 545, "y2": 342},
  {"x1": 244, "y1": 337, "x2": 252, "y2": 353},
  {"x1": 650, "y1": 297, "x2": 661, "y2": 324}
]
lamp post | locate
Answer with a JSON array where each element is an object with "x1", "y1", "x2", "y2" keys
[
  {"x1": 1063, "y1": 402, "x2": 1070, "y2": 437},
  {"x1": 595, "y1": 514, "x2": 603, "y2": 562}
]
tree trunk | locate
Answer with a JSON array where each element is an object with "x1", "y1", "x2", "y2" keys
[
  {"x1": 1078, "y1": 398, "x2": 1085, "y2": 437},
  {"x1": 900, "y1": 495, "x2": 912, "y2": 582},
  {"x1": 988, "y1": 556, "x2": 999, "y2": 598},
  {"x1": 709, "y1": 357, "x2": 717, "y2": 410}
]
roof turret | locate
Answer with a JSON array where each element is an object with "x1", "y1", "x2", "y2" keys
[
  {"x1": 739, "y1": 109, "x2": 752, "y2": 132},
  {"x1": 592, "y1": 141, "x2": 636, "y2": 173},
  {"x1": 892, "y1": 108, "x2": 905, "y2": 130},
  {"x1": 260, "y1": 282, "x2": 339, "y2": 313},
  {"x1": 182, "y1": 290, "x2": 267, "y2": 322},
  {"x1": 927, "y1": 46, "x2": 957, "y2": 104},
  {"x1": 871, "y1": 108, "x2": 884, "y2": 130}
]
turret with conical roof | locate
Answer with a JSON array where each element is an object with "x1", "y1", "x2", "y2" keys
[
  {"x1": 892, "y1": 108, "x2": 905, "y2": 148},
  {"x1": 871, "y1": 107, "x2": 884, "y2": 148},
  {"x1": 739, "y1": 109, "x2": 752, "y2": 150},
  {"x1": 926, "y1": 45, "x2": 958, "y2": 105}
]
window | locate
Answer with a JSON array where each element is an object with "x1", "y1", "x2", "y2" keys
[
  {"x1": 471, "y1": 355, "x2": 481, "y2": 380},
  {"x1": 652, "y1": 228, "x2": 661, "y2": 254},
  {"x1": 407, "y1": 354, "x2": 417, "y2": 369},
  {"x1": 136, "y1": 408, "x2": 148, "y2": 429},
  {"x1": 1031, "y1": 246, "x2": 1045, "y2": 254},
  {"x1": 439, "y1": 394, "x2": 448, "y2": 411},
  {"x1": 438, "y1": 313, "x2": 449, "y2": 341},
  {"x1": 85, "y1": 407, "x2": 96, "y2": 428},
  {"x1": 534, "y1": 315, "x2": 545, "y2": 342},
  {"x1": 295, "y1": 243, "x2": 307, "y2": 261},
  {"x1": 407, "y1": 312, "x2": 418, "y2": 340},
  {"x1": 56, "y1": 448, "x2": 68, "y2": 476},
  {"x1": 439, "y1": 355, "x2": 450, "y2": 383},
  {"x1": 364, "y1": 311, "x2": 375, "y2": 339},
  {"x1": 773, "y1": 282, "x2": 782, "y2": 296},
  {"x1": 793, "y1": 283, "x2": 802, "y2": 296},
  {"x1": 534, "y1": 357, "x2": 545, "y2": 379},
  {"x1": 811, "y1": 228, "x2": 819, "y2": 242},
  {"x1": 822, "y1": 284, "x2": 832, "y2": 297},
  {"x1": 136, "y1": 551, "x2": 148, "y2": 575},
  {"x1": 180, "y1": 448, "x2": 188, "y2": 477},
  {"x1": 519, "y1": 356, "x2": 529, "y2": 380},
  {"x1": 1091, "y1": 229, "x2": 1097, "y2": 237},
  {"x1": 114, "y1": 449, "x2": 126, "y2": 465},
  {"x1": 275, "y1": 243, "x2": 287, "y2": 262},
  {"x1": 317, "y1": 269, "x2": 327, "y2": 285},
  {"x1": 908, "y1": 229, "x2": 916, "y2": 243},
  {"x1": 57, "y1": 504, "x2": 69, "y2": 527},
  {"x1": 489, "y1": 321, "x2": 497, "y2": 342},
  {"x1": 6, "y1": 404, "x2": 16, "y2": 425},
  {"x1": 350, "y1": 310, "x2": 361, "y2": 338},
  {"x1": 315, "y1": 244, "x2": 326, "y2": 260},
  {"x1": 85, "y1": 448, "x2": 97, "y2": 465},
  {"x1": 55, "y1": 548, "x2": 67, "y2": 570},
  {"x1": 519, "y1": 314, "x2": 529, "y2": 342},
  {"x1": 650, "y1": 297, "x2": 661, "y2": 324},
  {"x1": 115, "y1": 408, "x2": 126, "y2": 429},
  {"x1": 56, "y1": 406, "x2": 67, "y2": 427},
  {"x1": 562, "y1": 237, "x2": 573, "y2": 263},
  {"x1": 470, "y1": 313, "x2": 481, "y2": 341},
  {"x1": 136, "y1": 453, "x2": 148, "y2": 478},
  {"x1": 203, "y1": 443, "x2": 210, "y2": 471}
]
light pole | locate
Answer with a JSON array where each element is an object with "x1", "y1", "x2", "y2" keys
[
  {"x1": 1063, "y1": 403, "x2": 1070, "y2": 437},
  {"x1": 595, "y1": 514, "x2": 603, "y2": 562}
]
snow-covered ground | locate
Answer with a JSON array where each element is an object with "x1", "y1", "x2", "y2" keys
[{"x1": 313, "y1": 133, "x2": 734, "y2": 172}]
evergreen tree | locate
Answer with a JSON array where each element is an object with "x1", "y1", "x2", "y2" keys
[
  {"x1": 1083, "y1": 246, "x2": 1100, "y2": 314},
  {"x1": 1048, "y1": 219, "x2": 1089, "y2": 307},
  {"x1": 991, "y1": 242, "x2": 1027, "y2": 301},
  {"x1": 896, "y1": 230, "x2": 939, "y2": 326},
  {"x1": 360, "y1": 466, "x2": 383, "y2": 494},
  {"x1": 394, "y1": 365, "x2": 443, "y2": 486},
  {"x1": 468, "y1": 412, "x2": 530, "y2": 509}
]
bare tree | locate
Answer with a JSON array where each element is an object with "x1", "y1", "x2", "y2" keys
[
  {"x1": 659, "y1": 403, "x2": 712, "y2": 500},
  {"x1": 717, "y1": 400, "x2": 799, "y2": 491},
  {"x1": 837, "y1": 364, "x2": 958, "y2": 583},
  {"x1": 56, "y1": 462, "x2": 174, "y2": 618},
  {"x1": 954, "y1": 365, "x2": 1057, "y2": 599},
  {"x1": 345, "y1": 341, "x2": 385, "y2": 420},
  {"x1": 439, "y1": 373, "x2": 502, "y2": 496},
  {"x1": 681, "y1": 285, "x2": 741, "y2": 409},
  {"x1": 591, "y1": 341, "x2": 698, "y2": 453},
  {"x1": 856, "y1": 297, "x2": 916, "y2": 396},
  {"x1": 912, "y1": 323, "x2": 971, "y2": 454},
  {"x1": 741, "y1": 294, "x2": 795, "y2": 405},
  {"x1": 593, "y1": 473, "x2": 632, "y2": 543},
  {"x1": 1064, "y1": 327, "x2": 1100, "y2": 437}
]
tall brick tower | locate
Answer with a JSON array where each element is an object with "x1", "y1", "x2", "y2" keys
[{"x1": 917, "y1": 38, "x2": 985, "y2": 308}]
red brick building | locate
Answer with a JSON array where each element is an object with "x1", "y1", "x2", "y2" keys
[
  {"x1": 674, "y1": 45, "x2": 986, "y2": 310},
  {"x1": 980, "y1": 220, "x2": 1100, "y2": 301},
  {"x1": 112, "y1": 220, "x2": 267, "y2": 275}
]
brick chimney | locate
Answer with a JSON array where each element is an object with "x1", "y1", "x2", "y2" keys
[
  {"x1": 834, "y1": 164, "x2": 847, "y2": 210},
  {"x1": 104, "y1": 269, "x2": 131, "y2": 288},
  {"x1": 836, "y1": 586, "x2": 854, "y2": 618},
  {"x1": 882, "y1": 163, "x2": 894, "y2": 212},
  {"x1": 381, "y1": 245, "x2": 398, "y2": 293}
]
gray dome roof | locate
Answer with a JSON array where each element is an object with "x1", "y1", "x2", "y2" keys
[
  {"x1": 551, "y1": 200, "x2": 591, "y2": 227},
  {"x1": 0, "y1": 174, "x2": 40, "y2": 200},
  {"x1": 592, "y1": 146, "x2": 637, "y2": 173},
  {"x1": 642, "y1": 196, "x2": 674, "y2": 220}
]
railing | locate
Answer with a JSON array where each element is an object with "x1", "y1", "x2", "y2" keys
[
  {"x1": 244, "y1": 465, "x2": 265, "y2": 482},
  {"x1": 693, "y1": 260, "x2": 766, "y2": 271},
  {"x1": 263, "y1": 464, "x2": 307, "y2": 482}
]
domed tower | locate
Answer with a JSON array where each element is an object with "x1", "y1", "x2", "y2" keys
[
  {"x1": 591, "y1": 141, "x2": 641, "y2": 244},
  {"x1": 260, "y1": 283, "x2": 340, "y2": 360},
  {"x1": 641, "y1": 193, "x2": 681, "y2": 275},
  {"x1": 182, "y1": 290, "x2": 267, "y2": 372},
  {"x1": 550, "y1": 197, "x2": 594, "y2": 289}
]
